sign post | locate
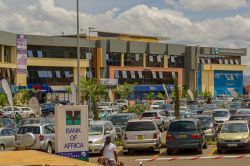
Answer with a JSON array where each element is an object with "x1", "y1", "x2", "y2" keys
[{"x1": 55, "y1": 105, "x2": 89, "y2": 161}]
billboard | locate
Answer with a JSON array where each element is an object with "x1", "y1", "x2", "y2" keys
[
  {"x1": 16, "y1": 34, "x2": 27, "y2": 74},
  {"x1": 55, "y1": 105, "x2": 89, "y2": 161}
]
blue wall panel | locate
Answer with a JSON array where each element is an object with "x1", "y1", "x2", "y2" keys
[
  {"x1": 214, "y1": 71, "x2": 243, "y2": 96},
  {"x1": 197, "y1": 64, "x2": 202, "y2": 93}
]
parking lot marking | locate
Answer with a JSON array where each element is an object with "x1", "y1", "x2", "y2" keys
[{"x1": 207, "y1": 147, "x2": 217, "y2": 156}]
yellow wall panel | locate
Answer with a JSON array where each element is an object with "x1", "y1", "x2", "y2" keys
[
  {"x1": 27, "y1": 58, "x2": 89, "y2": 68},
  {"x1": 203, "y1": 64, "x2": 247, "y2": 71},
  {"x1": 202, "y1": 70, "x2": 214, "y2": 96},
  {"x1": 16, "y1": 73, "x2": 27, "y2": 86},
  {"x1": 73, "y1": 67, "x2": 86, "y2": 85}
]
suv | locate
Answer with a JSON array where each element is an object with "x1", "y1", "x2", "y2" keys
[
  {"x1": 123, "y1": 119, "x2": 161, "y2": 154},
  {"x1": 14, "y1": 123, "x2": 55, "y2": 153},
  {"x1": 166, "y1": 119, "x2": 207, "y2": 155}
]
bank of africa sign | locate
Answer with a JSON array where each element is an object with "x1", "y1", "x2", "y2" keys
[{"x1": 55, "y1": 105, "x2": 89, "y2": 161}]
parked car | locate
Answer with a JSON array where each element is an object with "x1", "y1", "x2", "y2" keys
[
  {"x1": 150, "y1": 101, "x2": 165, "y2": 109},
  {"x1": 40, "y1": 103, "x2": 56, "y2": 116},
  {"x1": 212, "y1": 109, "x2": 230, "y2": 130},
  {"x1": 88, "y1": 121, "x2": 116, "y2": 154},
  {"x1": 230, "y1": 114, "x2": 250, "y2": 121},
  {"x1": 0, "y1": 118, "x2": 16, "y2": 129},
  {"x1": 2, "y1": 106, "x2": 36, "y2": 119},
  {"x1": 141, "y1": 110, "x2": 171, "y2": 131},
  {"x1": 195, "y1": 115, "x2": 217, "y2": 140},
  {"x1": 227, "y1": 103, "x2": 241, "y2": 115},
  {"x1": 158, "y1": 104, "x2": 172, "y2": 112},
  {"x1": 107, "y1": 113, "x2": 137, "y2": 138},
  {"x1": 166, "y1": 119, "x2": 207, "y2": 155},
  {"x1": 217, "y1": 120, "x2": 250, "y2": 153},
  {"x1": 123, "y1": 119, "x2": 161, "y2": 154},
  {"x1": 188, "y1": 105, "x2": 199, "y2": 114},
  {"x1": 98, "y1": 111, "x2": 111, "y2": 121},
  {"x1": 14, "y1": 123, "x2": 55, "y2": 153},
  {"x1": 114, "y1": 99, "x2": 129, "y2": 109},
  {"x1": 213, "y1": 100, "x2": 225, "y2": 108},
  {"x1": 98, "y1": 102, "x2": 120, "y2": 113},
  {"x1": 236, "y1": 109, "x2": 250, "y2": 115},
  {"x1": 0, "y1": 128, "x2": 15, "y2": 150}
]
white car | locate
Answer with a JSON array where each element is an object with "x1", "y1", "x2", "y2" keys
[
  {"x1": 3, "y1": 106, "x2": 36, "y2": 118},
  {"x1": 98, "y1": 102, "x2": 120, "y2": 113},
  {"x1": 88, "y1": 121, "x2": 117, "y2": 154},
  {"x1": 150, "y1": 101, "x2": 165, "y2": 110},
  {"x1": 123, "y1": 119, "x2": 161, "y2": 154},
  {"x1": 212, "y1": 109, "x2": 230, "y2": 130},
  {"x1": 114, "y1": 99, "x2": 129, "y2": 109}
]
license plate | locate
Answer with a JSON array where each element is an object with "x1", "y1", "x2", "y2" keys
[
  {"x1": 137, "y1": 135, "x2": 144, "y2": 140},
  {"x1": 176, "y1": 134, "x2": 187, "y2": 139},
  {"x1": 228, "y1": 144, "x2": 237, "y2": 147}
]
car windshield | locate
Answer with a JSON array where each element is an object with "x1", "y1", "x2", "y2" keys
[
  {"x1": 168, "y1": 121, "x2": 196, "y2": 132},
  {"x1": 108, "y1": 115, "x2": 130, "y2": 125},
  {"x1": 89, "y1": 124, "x2": 103, "y2": 135},
  {"x1": 213, "y1": 111, "x2": 229, "y2": 117},
  {"x1": 158, "y1": 104, "x2": 172, "y2": 109},
  {"x1": 196, "y1": 117, "x2": 212, "y2": 127},
  {"x1": 221, "y1": 123, "x2": 248, "y2": 133},
  {"x1": 18, "y1": 126, "x2": 40, "y2": 134},
  {"x1": 0, "y1": 118, "x2": 14, "y2": 127},
  {"x1": 188, "y1": 105, "x2": 198, "y2": 110},
  {"x1": 230, "y1": 116, "x2": 250, "y2": 120},
  {"x1": 141, "y1": 112, "x2": 157, "y2": 117},
  {"x1": 99, "y1": 103, "x2": 110, "y2": 107},
  {"x1": 229, "y1": 104, "x2": 240, "y2": 109},
  {"x1": 125, "y1": 122, "x2": 156, "y2": 131},
  {"x1": 116, "y1": 100, "x2": 125, "y2": 103},
  {"x1": 205, "y1": 104, "x2": 217, "y2": 110}
]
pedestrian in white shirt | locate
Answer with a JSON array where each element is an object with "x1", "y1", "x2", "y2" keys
[{"x1": 101, "y1": 136, "x2": 118, "y2": 166}]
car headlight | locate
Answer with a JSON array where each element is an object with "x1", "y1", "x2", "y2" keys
[
  {"x1": 240, "y1": 138, "x2": 248, "y2": 143},
  {"x1": 217, "y1": 137, "x2": 224, "y2": 143}
]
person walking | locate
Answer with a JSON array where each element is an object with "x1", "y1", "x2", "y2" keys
[{"x1": 101, "y1": 136, "x2": 118, "y2": 166}]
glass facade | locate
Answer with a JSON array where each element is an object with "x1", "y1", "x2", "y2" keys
[
  {"x1": 168, "y1": 55, "x2": 184, "y2": 68},
  {"x1": 106, "y1": 52, "x2": 121, "y2": 66},
  {"x1": 27, "y1": 45, "x2": 92, "y2": 59},
  {"x1": 27, "y1": 66, "x2": 73, "y2": 85},
  {"x1": 146, "y1": 54, "x2": 164, "y2": 67},
  {"x1": 124, "y1": 53, "x2": 143, "y2": 66}
]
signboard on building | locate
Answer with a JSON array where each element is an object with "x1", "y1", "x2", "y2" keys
[
  {"x1": 215, "y1": 48, "x2": 246, "y2": 55},
  {"x1": 100, "y1": 79, "x2": 118, "y2": 85},
  {"x1": 55, "y1": 105, "x2": 89, "y2": 161},
  {"x1": 16, "y1": 34, "x2": 27, "y2": 74}
]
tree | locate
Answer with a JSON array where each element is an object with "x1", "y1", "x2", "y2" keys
[
  {"x1": 114, "y1": 82, "x2": 134, "y2": 99},
  {"x1": 0, "y1": 93, "x2": 8, "y2": 106},
  {"x1": 181, "y1": 87, "x2": 188, "y2": 98},
  {"x1": 173, "y1": 78, "x2": 180, "y2": 119},
  {"x1": 65, "y1": 86, "x2": 71, "y2": 102},
  {"x1": 80, "y1": 78, "x2": 107, "y2": 120},
  {"x1": 157, "y1": 92, "x2": 165, "y2": 100},
  {"x1": 145, "y1": 92, "x2": 155, "y2": 103},
  {"x1": 14, "y1": 89, "x2": 30, "y2": 106}
]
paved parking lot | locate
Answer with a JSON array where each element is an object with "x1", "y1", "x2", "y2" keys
[{"x1": 89, "y1": 145, "x2": 250, "y2": 166}]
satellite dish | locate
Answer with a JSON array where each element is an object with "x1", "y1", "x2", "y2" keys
[{"x1": 28, "y1": 97, "x2": 41, "y2": 117}]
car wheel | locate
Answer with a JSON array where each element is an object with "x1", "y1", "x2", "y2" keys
[
  {"x1": 0, "y1": 144, "x2": 5, "y2": 151},
  {"x1": 203, "y1": 142, "x2": 208, "y2": 149},
  {"x1": 217, "y1": 148, "x2": 222, "y2": 154},
  {"x1": 46, "y1": 143, "x2": 53, "y2": 154},
  {"x1": 167, "y1": 148, "x2": 173, "y2": 155},
  {"x1": 29, "y1": 114, "x2": 35, "y2": 118},
  {"x1": 197, "y1": 146, "x2": 203, "y2": 154}
]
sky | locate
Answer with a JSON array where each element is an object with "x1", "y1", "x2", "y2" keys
[{"x1": 0, "y1": 0, "x2": 250, "y2": 75}]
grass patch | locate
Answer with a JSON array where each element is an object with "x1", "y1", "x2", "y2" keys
[{"x1": 207, "y1": 140, "x2": 217, "y2": 145}]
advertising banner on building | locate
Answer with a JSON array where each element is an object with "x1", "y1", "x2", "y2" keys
[
  {"x1": 55, "y1": 105, "x2": 89, "y2": 161},
  {"x1": 16, "y1": 34, "x2": 27, "y2": 74}
]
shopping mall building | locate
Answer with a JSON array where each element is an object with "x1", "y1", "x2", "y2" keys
[{"x1": 0, "y1": 30, "x2": 247, "y2": 101}]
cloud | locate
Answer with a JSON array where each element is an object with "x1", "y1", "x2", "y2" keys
[
  {"x1": 0, "y1": 0, "x2": 249, "y2": 74},
  {"x1": 164, "y1": 0, "x2": 248, "y2": 11}
]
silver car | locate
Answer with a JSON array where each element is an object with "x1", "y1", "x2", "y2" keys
[
  {"x1": 0, "y1": 128, "x2": 15, "y2": 151},
  {"x1": 14, "y1": 123, "x2": 55, "y2": 153},
  {"x1": 123, "y1": 119, "x2": 161, "y2": 154},
  {"x1": 213, "y1": 109, "x2": 230, "y2": 130},
  {"x1": 88, "y1": 121, "x2": 116, "y2": 154}
]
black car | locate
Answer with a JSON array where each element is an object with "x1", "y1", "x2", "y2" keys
[
  {"x1": 229, "y1": 114, "x2": 250, "y2": 121},
  {"x1": 40, "y1": 103, "x2": 56, "y2": 116}
]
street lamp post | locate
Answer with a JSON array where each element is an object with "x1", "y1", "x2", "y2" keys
[
  {"x1": 88, "y1": 27, "x2": 94, "y2": 113},
  {"x1": 76, "y1": 0, "x2": 80, "y2": 105}
]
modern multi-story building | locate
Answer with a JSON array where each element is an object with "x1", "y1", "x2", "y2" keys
[{"x1": 0, "y1": 30, "x2": 247, "y2": 102}]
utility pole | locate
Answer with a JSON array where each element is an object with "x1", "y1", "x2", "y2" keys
[{"x1": 76, "y1": 0, "x2": 80, "y2": 104}]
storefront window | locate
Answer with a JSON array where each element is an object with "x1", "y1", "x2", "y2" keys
[
  {"x1": 106, "y1": 52, "x2": 121, "y2": 66},
  {"x1": 124, "y1": 53, "x2": 143, "y2": 66}
]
